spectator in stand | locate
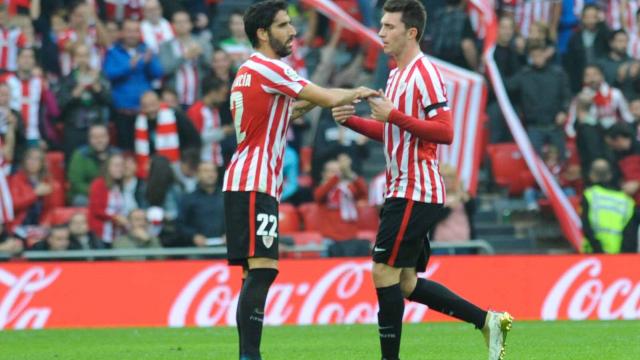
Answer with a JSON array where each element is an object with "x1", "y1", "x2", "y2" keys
[
  {"x1": 312, "y1": 112, "x2": 369, "y2": 184},
  {"x1": 121, "y1": 154, "x2": 144, "y2": 215},
  {"x1": 57, "y1": 2, "x2": 107, "y2": 77},
  {"x1": 604, "y1": 123, "x2": 640, "y2": 206},
  {"x1": 629, "y1": 97, "x2": 640, "y2": 138},
  {"x1": 522, "y1": 144, "x2": 578, "y2": 211},
  {"x1": 581, "y1": 158, "x2": 638, "y2": 253},
  {"x1": 31, "y1": 224, "x2": 76, "y2": 251},
  {"x1": 428, "y1": 0, "x2": 478, "y2": 70},
  {"x1": 186, "y1": 76, "x2": 233, "y2": 169},
  {"x1": 177, "y1": 161, "x2": 225, "y2": 247},
  {"x1": 57, "y1": 43, "x2": 112, "y2": 161},
  {"x1": 140, "y1": 155, "x2": 183, "y2": 245},
  {"x1": 113, "y1": 208, "x2": 162, "y2": 257},
  {"x1": 103, "y1": 19, "x2": 163, "y2": 150},
  {"x1": 140, "y1": 0, "x2": 174, "y2": 53},
  {"x1": 368, "y1": 171, "x2": 386, "y2": 210},
  {"x1": 488, "y1": 15, "x2": 526, "y2": 143},
  {"x1": 68, "y1": 211, "x2": 106, "y2": 250},
  {"x1": 281, "y1": 145, "x2": 300, "y2": 204},
  {"x1": 313, "y1": 155, "x2": 368, "y2": 246},
  {"x1": 3, "y1": 47, "x2": 60, "y2": 148},
  {"x1": 9, "y1": 148, "x2": 63, "y2": 228},
  {"x1": 0, "y1": 4, "x2": 27, "y2": 73},
  {"x1": 208, "y1": 47, "x2": 235, "y2": 88},
  {"x1": 597, "y1": 29, "x2": 633, "y2": 86},
  {"x1": 159, "y1": 10, "x2": 212, "y2": 109},
  {"x1": 134, "y1": 91, "x2": 201, "y2": 178},
  {"x1": 432, "y1": 165, "x2": 476, "y2": 243},
  {"x1": 67, "y1": 124, "x2": 118, "y2": 206},
  {"x1": 564, "y1": 4, "x2": 610, "y2": 93},
  {"x1": 160, "y1": 87, "x2": 181, "y2": 110},
  {"x1": 0, "y1": 82, "x2": 26, "y2": 169},
  {"x1": 173, "y1": 148, "x2": 199, "y2": 193},
  {"x1": 219, "y1": 10, "x2": 252, "y2": 70},
  {"x1": 0, "y1": 223, "x2": 23, "y2": 257},
  {"x1": 527, "y1": 21, "x2": 557, "y2": 63},
  {"x1": 88, "y1": 153, "x2": 129, "y2": 245},
  {"x1": 570, "y1": 64, "x2": 634, "y2": 176},
  {"x1": 506, "y1": 44, "x2": 572, "y2": 158},
  {"x1": 98, "y1": 0, "x2": 144, "y2": 23}
]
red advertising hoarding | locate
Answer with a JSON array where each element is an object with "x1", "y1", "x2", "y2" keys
[{"x1": 1, "y1": 255, "x2": 639, "y2": 330}]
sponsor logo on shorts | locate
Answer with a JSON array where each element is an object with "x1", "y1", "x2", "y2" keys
[{"x1": 373, "y1": 247, "x2": 386, "y2": 253}]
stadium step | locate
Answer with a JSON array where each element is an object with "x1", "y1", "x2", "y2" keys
[{"x1": 483, "y1": 235, "x2": 536, "y2": 254}]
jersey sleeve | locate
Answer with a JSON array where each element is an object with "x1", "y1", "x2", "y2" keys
[
  {"x1": 415, "y1": 60, "x2": 450, "y2": 119},
  {"x1": 258, "y1": 60, "x2": 310, "y2": 99}
]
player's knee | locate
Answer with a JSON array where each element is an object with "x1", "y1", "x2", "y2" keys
[
  {"x1": 372, "y1": 262, "x2": 401, "y2": 288},
  {"x1": 248, "y1": 257, "x2": 279, "y2": 270},
  {"x1": 399, "y1": 276, "x2": 418, "y2": 298}
]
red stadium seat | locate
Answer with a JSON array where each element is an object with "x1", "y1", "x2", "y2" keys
[
  {"x1": 356, "y1": 205, "x2": 379, "y2": 231},
  {"x1": 279, "y1": 203, "x2": 301, "y2": 235},
  {"x1": 487, "y1": 143, "x2": 535, "y2": 196},
  {"x1": 47, "y1": 207, "x2": 88, "y2": 226},
  {"x1": 299, "y1": 146, "x2": 312, "y2": 174},
  {"x1": 298, "y1": 203, "x2": 321, "y2": 231},
  {"x1": 46, "y1": 151, "x2": 66, "y2": 187},
  {"x1": 287, "y1": 231, "x2": 324, "y2": 259},
  {"x1": 357, "y1": 230, "x2": 376, "y2": 244}
]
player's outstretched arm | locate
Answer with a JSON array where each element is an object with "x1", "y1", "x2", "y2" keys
[
  {"x1": 369, "y1": 95, "x2": 453, "y2": 145},
  {"x1": 291, "y1": 100, "x2": 316, "y2": 120},
  {"x1": 298, "y1": 83, "x2": 378, "y2": 108},
  {"x1": 332, "y1": 105, "x2": 384, "y2": 142}
]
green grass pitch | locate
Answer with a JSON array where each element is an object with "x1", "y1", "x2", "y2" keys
[{"x1": 1, "y1": 321, "x2": 639, "y2": 359}]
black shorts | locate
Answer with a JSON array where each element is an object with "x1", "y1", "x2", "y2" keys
[
  {"x1": 224, "y1": 191, "x2": 279, "y2": 266},
  {"x1": 373, "y1": 198, "x2": 442, "y2": 272}
]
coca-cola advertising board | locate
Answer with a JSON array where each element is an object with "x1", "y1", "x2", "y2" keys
[{"x1": 1, "y1": 255, "x2": 639, "y2": 330}]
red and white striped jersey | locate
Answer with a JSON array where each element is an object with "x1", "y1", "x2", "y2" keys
[
  {"x1": 223, "y1": 52, "x2": 310, "y2": 200},
  {"x1": 383, "y1": 53, "x2": 449, "y2": 204},
  {"x1": 103, "y1": 0, "x2": 145, "y2": 22},
  {"x1": 0, "y1": 27, "x2": 26, "y2": 72},
  {"x1": 187, "y1": 101, "x2": 224, "y2": 167},
  {"x1": 503, "y1": 0, "x2": 559, "y2": 38},
  {"x1": 607, "y1": 0, "x2": 639, "y2": 33},
  {"x1": 140, "y1": 19, "x2": 175, "y2": 53},
  {"x1": 3, "y1": 73, "x2": 44, "y2": 141},
  {"x1": 168, "y1": 40, "x2": 199, "y2": 106},
  {"x1": 57, "y1": 27, "x2": 102, "y2": 76},
  {"x1": 629, "y1": 31, "x2": 640, "y2": 58}
]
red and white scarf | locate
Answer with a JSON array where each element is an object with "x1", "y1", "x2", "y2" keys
[
  {"x1": 0, "y1": 27, "x2": 25, "y2": 72},
  {"x1": 327, "y1": 182, "x2": 358, "y2": 221},
  {"x1": 5, "y1": 74, "x2": 43, "y2": 141},
  {"x1": 199, "y1": 105, "x2": 224, "y2": 166},
  {"x1": 607, "y1": 0, "x2": 639, "y2": 34},
  {"x1": 171, "y1": 40, "x2": 199, "y2": 106},
  {"x1": 0, "y1": 135, "x2": 13, "y2": 224},
  {"x1": 135, "y1": 105, "x2": 180, "y2": 177},
  {"x1": 102, "y1": 185, "x2": 125, "y2": 243},
  {"x1": 140, "y1": 18, "x2": 174, "y2": 53}
]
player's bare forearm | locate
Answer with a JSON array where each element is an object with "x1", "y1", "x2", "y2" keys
[
  {"x1": 291, "y1": 100, "x2": 316, "y2": 120},
  {"x1": 299, "y1": 83, "x2": 378, "y2": 108}
]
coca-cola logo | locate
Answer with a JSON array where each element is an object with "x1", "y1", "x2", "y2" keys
[
  {"x1": 542, "y1": 258, "x2": 640, "y2": 320},
  {"x1": 168, "y1": 261, "x2": 441, "y2": 327},
  {"x1": 0, "y1": 267, "x2": 61, "y2": 329}
]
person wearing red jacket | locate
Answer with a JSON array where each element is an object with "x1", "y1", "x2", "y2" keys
[
  {"x1": 88, "y1": 153, "x2": 128, "y2": 245},
  {"x1": 9, "y1": 147, "x2": 63, "y2": 229},
  {"x1": 313, "y1": 154, "x2": 368, "y2": 242}
]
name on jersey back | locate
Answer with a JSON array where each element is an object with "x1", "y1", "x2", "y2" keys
[{"x1": 232, "y1": 73, "x2": 252, "y2": 89}]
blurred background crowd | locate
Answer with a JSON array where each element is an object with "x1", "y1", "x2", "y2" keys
[{"x1": 0, "y1": 0, "x2": 638, "y2": 260}]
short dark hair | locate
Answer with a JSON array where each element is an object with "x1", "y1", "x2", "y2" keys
[
  {"x1": 383, "y1": 0, "x2": 427, "y2": 41},
  {"x1": 202, "y1": 76, "x2": 226, "y2": 95},
  {"x1": 605, "y1": 123, "x2": 634, "y2": 139},
  {"x1": 243, "y1": 0, "x2": 288, "y2": 48},
  {"x1": 584, "y1": 63, "x2": 605, "y2": 76},
  {"x1": 609, "y1": 29, "x2": 627, "y2": 42},
  {"x1": 582, "y1": 4, "x2": 599, "y2": 16}
]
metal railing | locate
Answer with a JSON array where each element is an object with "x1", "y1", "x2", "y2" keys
[{"x1": 17, "y1": 240, "x2": 494, "y2": 260}]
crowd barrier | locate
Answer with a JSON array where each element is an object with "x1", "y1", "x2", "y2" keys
[{"x1": 0, "y1": 255, "x2": 638, "y2": 330}]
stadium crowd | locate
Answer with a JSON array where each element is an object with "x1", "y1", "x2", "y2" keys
[{"x1": 0, "y1": 0, "x2": 638, "y2": 259}]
